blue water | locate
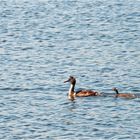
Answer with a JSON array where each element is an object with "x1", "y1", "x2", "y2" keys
[{"x1": 0, "y1": 0, "x2": 140, "y2": 139}]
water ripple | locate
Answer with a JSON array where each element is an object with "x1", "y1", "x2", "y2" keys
[{"x1": 0, "y1": 0, "x2": 140, "y2": 139}]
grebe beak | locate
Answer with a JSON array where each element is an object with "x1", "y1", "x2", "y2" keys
[{"x1": 64, "y1": 79, "x2": 70, "y2": 83}]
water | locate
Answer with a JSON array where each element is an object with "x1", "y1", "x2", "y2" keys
[{"x1": 0, "y1": 0, "x2": 140, "y2": 139}]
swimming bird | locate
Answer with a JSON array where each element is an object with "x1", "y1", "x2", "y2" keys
[
  {"x1": 112, "y1": 87, "x2": 136, "y2": 99},
  {"x1": 64, "y1": 76, "x2": 100, "y2": 100}
]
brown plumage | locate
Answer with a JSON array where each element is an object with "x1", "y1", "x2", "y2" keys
[
  {"x1": 64, "y1": 76, "x2": 100, "y2": 100},
  {"x1": 112, "y1": 87, "x2": 136, "y2": 99},
  {"x1": 76, "y1": 90, "x2": 98, "y2": 97}
]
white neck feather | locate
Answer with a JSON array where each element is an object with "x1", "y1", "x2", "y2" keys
[
  {"x1": 68, "y1": 84, "x2": 76, "y2": 100},
  {"x1": 69, "y1": 84, "x2": 73, "y2": 94}
]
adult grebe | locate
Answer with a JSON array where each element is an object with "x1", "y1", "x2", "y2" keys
[
  {"x1": 64, "y1": 76, "x2": 100, "y2": 100},
  {"x1": 112, "y1": 87, "x2": 136, "y2": 98}
]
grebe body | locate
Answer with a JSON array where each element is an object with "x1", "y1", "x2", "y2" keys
[
  {"x1": 64, "y1": 76, "x2": 100, "y2": 100},
  {"x1": 112, "y1": 88, "x2": 135, "y2": 99}
]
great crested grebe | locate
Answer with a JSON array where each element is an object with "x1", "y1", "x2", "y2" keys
[
  {"x1": 112, "y1": 87, "x2": 136, "y2": 99},
  {"x1": 64, "y1": 76, "x2": 100, "y2": 100}
]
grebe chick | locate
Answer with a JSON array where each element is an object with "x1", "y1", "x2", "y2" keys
[
  {"x1": 64, "y1": 76, "x2": 100, "y2": 100},
  {"x1": 112, "y1": 87, "x2": 135, "y2": 99}
]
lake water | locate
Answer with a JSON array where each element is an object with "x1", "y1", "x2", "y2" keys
[{"x1": 0, "y1": 0, "x2": 140, "y2": 139}]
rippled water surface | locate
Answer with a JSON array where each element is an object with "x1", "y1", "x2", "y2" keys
[{"x1": 0, "y1": 0, "x2": 140, "y2": 139}]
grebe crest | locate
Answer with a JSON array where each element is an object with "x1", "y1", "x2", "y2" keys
[{"x1": 64, "y1": 76, "x2": 76, "y2": 85}]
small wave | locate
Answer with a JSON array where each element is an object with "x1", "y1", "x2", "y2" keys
[
  {"x1": 0, "y1": 87, "x2": 47, "y2": 91},
  {"x1": 0, "y1": 48, "x2": 5, "y2": 54},
  {"x1": 21, "y1": 47, "x2": 33, "y2": 51}
]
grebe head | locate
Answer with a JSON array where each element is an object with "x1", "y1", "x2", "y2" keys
[
  {"x1": 64, "y1": 76, "x2": 76, "y2": 85},
  {"x1": 112, "y1": 87, "x2": 119, "y2": 94}
]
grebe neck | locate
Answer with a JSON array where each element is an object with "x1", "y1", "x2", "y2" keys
[
  {"x1": 69, "y1": 83, "x2": 75, "y2": 92},
  {"x1": 115, "y1": 89, "x2": 119, "y2": 94},
  {"x1": 68, "y1": 84, "x2": 76, "y2": 100}
]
